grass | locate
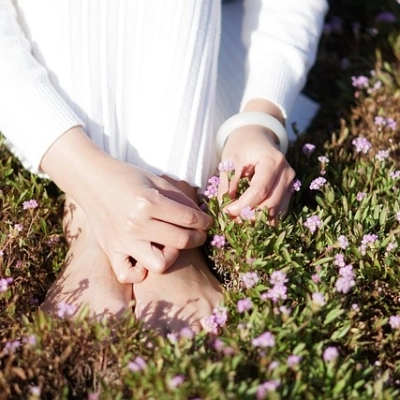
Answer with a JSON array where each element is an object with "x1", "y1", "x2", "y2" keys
[{"x1": 2, "y1": 0, "x2": 400, "y2": 398}]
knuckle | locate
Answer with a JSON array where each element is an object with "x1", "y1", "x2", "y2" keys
[
  {"x1": 116, "y1": 271, "x2": 130, "y2": 284},
  {"x1": 181, "y1": 209, "x2": 198, "y2": 226},
  {"x1": 174, "y1": 231, "x2": 191, "y2": 248}
]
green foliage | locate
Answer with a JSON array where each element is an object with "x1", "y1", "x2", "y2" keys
[{"x1": 2, "y1": 1, "x2": 400, "y2": 399}]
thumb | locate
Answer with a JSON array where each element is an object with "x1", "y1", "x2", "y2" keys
[{"x1": 110, "y1": 253, "x2": 147, "y2": 283}]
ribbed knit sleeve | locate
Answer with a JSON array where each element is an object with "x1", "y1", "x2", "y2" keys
[
  {"x1": 0, "y1": 0, "x2": 83, "y2": 173},
  {"x1": 241, "y1": 0, "x2": 328, "y2": 118}
]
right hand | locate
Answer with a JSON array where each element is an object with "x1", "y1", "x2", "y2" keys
[{"x1": 41, "y1": 127, "x2": 213, "y2": 283}]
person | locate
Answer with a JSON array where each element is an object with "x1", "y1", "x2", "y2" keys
[{"x1": 0, "y1": 0, "x2": 328, "y2": 333}]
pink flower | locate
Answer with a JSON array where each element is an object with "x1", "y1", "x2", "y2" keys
[
  {"x1": 168, "y1": 375, "x2": 185, "y2": 389},
  {"x1": 334, "y1": 254, "x2": 346, "y2": 268},
  {"x1": 323, "y1": 346, "x2": 339, "y2": 362},
  {"x1": 211, "y1": 235, "x2": 226, "y2": 249},
  {"x1": 22, "y1": 199, "x2": 39, "y2": 210},
  {"x1": 290, "y1": 179, "x2": 302, "y2": 192},
  {"x1": 240, "y1": 206, "x2": 255, "y2": 220},
  {"x1": 302, "y1": 143, "x2": 316, "y2": 155},
  {"x1": 3, "y1": 340, "x2": 21, "y2": 355},
  {"x1": 312, "y1": 292, "x2": 326, "y2": 306},
  {"x1": 256, "y1": 380, "x2": 280, "y2": 399},
  {"x1": 252, "y1": 331, "x2": 275, "y2": 348},
  {"x1": 356, "y1": 192, "x2": 366, "y2": 201},
  {"x1": 310, "y1": 177, "x2": 327, "y2": 190},
  {"x1": 375, "y1": 150, "x2": 390, "y2": 161},
  {"x1": 0, "y1": 277, "x2": 13, "y2": 293},
  {"x1": 337, "y1": 235, "x2": 349, "y2": 249},
  {"x1": 390, "y1": 170, "x2": 400, "y2": 180},
  {"x1": 179, "y1": 327, "x2": 194, "y2": 339},
  {"x1": 352, "y1": 137, "x2": 372, "y2": 154},
  {"x1": 204, "y1": 306, "x2": 228, "y2": 334},
  {"x1": 128, "y1": 356, "x2": 147, "y2": 372},
  {"x1": 270, "y1": 271, "x2": 288, "y2": 286},
  {"x1": 287, "y1": 355, "x2": 302, "y2": 367},
  {"x1": 389, "y1": 315, "x2": 400, "y2": 329},
  {"x1": 262, "y1": 284, "x2": 287, "y2": 303},
  {"x1": 335, "y1": 264, "x2": 355, "y2": 294},
  {"x1": 204, "y1": 176, "x2": 221, "y2": 199},
  {"x1": 311, "y1": 274, "x2": 321, "y2": 284},
  {"x1": 218, "y1": 160, "x2": 235, "y2": 173},
  {"x1": 237, "y1": 298, "x2": 253, "y2": 313},
  {"x1": 241, "y1": 271, "x2": 259, "y2": 289},
  {"x1": 304, "y1": 215, "x2": 322, "y2": 233},
  {"x1": 56, "y1": 302, "x2": 77, "y2": 318},
  {"x1": 351, "y1": 75, "x2": 369, "y2": 89}
]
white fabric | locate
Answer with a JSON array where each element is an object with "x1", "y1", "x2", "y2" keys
[{"x1": 0, "y1": 0, "x2": 328, "y2": 189}]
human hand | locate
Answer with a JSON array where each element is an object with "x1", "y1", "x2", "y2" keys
[
  {"x1": 41, "y1": 127, "x2": 213, "y2": 284},
  {"x1": 218, "y1": 124, "x2": 295, "y2": 221}
]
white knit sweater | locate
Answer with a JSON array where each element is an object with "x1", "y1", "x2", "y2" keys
[{"x1": 0, "y1": 0, "x2": 328, "y2": 189}]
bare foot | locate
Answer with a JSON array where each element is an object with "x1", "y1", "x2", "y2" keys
[
  {"x1": 134, "y1": 249, "x2": 223, "y2": 334},
  {"x1": 41, "y1": 196, "x2": 132, "y2": 319}
]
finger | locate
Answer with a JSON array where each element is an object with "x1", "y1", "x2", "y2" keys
[
  {"x1": 110, "y1": 254, "x2": 147, "y2": 284},
  {"x1": 150, "y1": 190, "x2": 213, "y2": 231},
  {"x1": 132, "y1": 241, "x2": 180, "y2": 274},
  {"x1": 224, "y1": 162, "x2": 279, "y2": 217},
  {"x1": 135, "y1": 219, "x2": 207, "y2": 249}
]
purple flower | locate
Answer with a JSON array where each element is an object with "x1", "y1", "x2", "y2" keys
[
  {"x1": 290, "y1": 179, "x2": 302, "y2": 192},
  {"x1": 128, "y1": 356, "x2": 147, "y2": 372},
  {"x1": 375, "y1": 150, "x2": 390, "y2": 161},
  {"x1": 368, "y1": 80, "x2": 382, "y2": 93},
  {"x1": 270, "y1": 271, "x2": 288, "y2": 286},
  {"x1": 256, "y1": 380, "x2": 280, "y2": 399},
  {"x1": 310, "y1": 177, "x2": 327, "y2": 190},
  {"x1": 167, "y1": 333, "x2": 178, "y2": 344},
  {"x1": 287, "y1": 355, "x2": 302, "y2": 367},
  {"x1": 56, "y1": 302, "x2": 77, "y2": 318},
  {"x1": 268, "y1": 361, "x2": 280, "y2": 371},
  {"x1": 204, "y1": 306, "x2": 228, "y2": 334},
  {"x1": 352, "y1": 137, "x2": 372, "y2": 154},
  {"x1": 240, "y1": 206, "x2": 255, "y2": 220},
  {"x1": 204, "y1": 176, "x2": 221, "y2": 199},
  {"x1": 318, "y1": 156, "x2": 329, "y2": 164},
  {"x1": 312, "y1": 292, "x2": 326, "y2": 306},
  {"x1": 356, "y1": 192, "x2": 366, "y2": 201},
  {"x1": 262, "y1": 284, "x2": 287, "y2": 303},
  {"x1": 375, "y1": 12, "x2": 396, "y2": 23},
  {"x1": 335, "y1": 274, "x2": 355, "y2": 294},
  {"x1": 169, "y1": 375, "x2": 185, "y2": 389},
  {"x1": 218, "y1": 160, "x2": 235, "y2": 173},
  {"x1": 237, "y1": 298, "x2": 253, "y2": 313},
  {"x1": 390, "y1": 170, "x2": 400, "y2": 180},
  {"x1": 386, "y1": 242, "x2": 397, "y2": 252},
  {"x1": 374, "y1": 116, "x2": 386, "y2": 126},
  {"x1": 241, "y1": 271, "x2": 259, "y2": 289},
  {"x1": 338, "y1": 235, "x2": 349, "y2": 249},
  {"x1": 179, "y1": 327, "x2": 195, "y2": 339},
  {"x1": 0, "y1": 277, "x2": 13, "y2": 293},
  {"x1": 389, "y1": 315, "x2": 400, "y2": 329},
  {"x1": 211, "y1": 235, "x2": 226, "y2": 249},
  {"x1": 351, "y1": 75, "x2": 369, "y2": 89},
  {"x1": 323, "y1": 346, "x2": 339, "y2": 362},
  {"x1": 304, "y1": 215, "x2": 323, "y2": 233},
  {"x1": 387, "y1": 118, "x2": 397, "y2": 130},
  {"x1": 23, "y1": 334, "x2": 37, "y2": 346},
  {"x1": 359, "y1": 233, "x2": 378, "y2": 255},
  {"x1": 252, "y1": 331, "x2": 275, "y2": 348},
  {"x1": 311, "y1": 274, "x2": 321, "y2": 283},
  {"x1": 302, "y1": 143, "x2": 316, "y2": 155},
  {"x1": 334, "y1": 254, "x2": 346, "y2": 267},
  {"x1": 3, "y1": 340, "x2": 21, "y2": 355},
  {"x1": 22, "y1": 199, "x2": 39, "y2": 210}
]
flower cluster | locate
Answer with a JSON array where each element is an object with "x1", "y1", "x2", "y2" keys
[
  {"x1": 375, "y1": 150, "x2": 390, "y2": 161},
  {"x1": 323, "y1": 346, "x2": 339, "y2": 362},
  {"x1": 0, "y1": 277, "x2": 13, "y2": 293},
  {"x1": 337, "y1": 235, "x2": 349, "y2": 249},
  {"x1": 213, "y1": 338, "x2": 235, "y2": 355},
  {"x1": 390, "y1": 170, "x2": 400, "y2": 180},
  {"x1": 352, "y1": 137, "x2": 372, "y2": 153},
  {"x1": 303, "y1": 215, "x2": 322, "y2": 233},
  {"x1": 56, "y1": 302, "x2": 77, "y2": 318},
  {"x1": 335, "y1": 262, "x2": 355, "y2": 294},
  {"x1": 3, "y1": 340, "x2": 21, "y2": 355},
  {"x1": 211, "y1": 234, "x2": 226, "y2": 249},
  {"x1": 356, "y1": 191, "x2": 366, "y2": 201},
  {"x1": 240, "y1": 206, "x2": 255, "y2": 220},
  {"x1": 204, "y1": 306, "x2": 228, "y2": 334},
  {"x1": 252, "y1": 331, "x2": 275, "y2": 348},
  {"x1": 237, "y1": 298, "x2": 253, "y2": 313},
  {"x1": 167, "y1": 327, "x2": 195, "y2": 343},
  {"x1": 241, "y1": 271, "x2": 259, "y2": 289},
  {"x1": 261, "y1": 271, "x2": 288, "y2": 303},
  {"x1": 218, "y1": 160, "x2": 235, "y2": 173},
  {"x1": 128, "y1": 356, "x2": 147, "y2": 372},
  {"x1": 168, "y1": 375, "x2": 185, "y2": 389},
  {"x1": 310, "y1": 177, "x2": 327, "y2": 190},
  {"x1": 290, "y1": 179, "x2": 302, "y2": 192},
  {"x1": 351, "y1": 75, "x2": 369, "y2": 89},
  {"x1": 312, "y1": 292, "x2": 326, "y2": 306},
  {"x1": 389, "y1": 315, "x2": 400, "y2": 329},
  {"x1": 204, "y1": 176, "x2": 220, "y2": 199},
  {"x1": 359, "y1": 233, "x2": 378, "y2": 255},
  {"x1": 22, "y1": 199, "x2": 39, "y2": 210},
  {"x1": 256, "y1": 380, "x2": 280, "y2": 399},
  {"x1": 374, "y1": 116, "x2": 397, "y2": 130},
  {"x1": 302, "y1": 143, "x2": 316, "y2": 155}
]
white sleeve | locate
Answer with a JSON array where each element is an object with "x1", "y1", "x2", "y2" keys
[
  {"x1": 241, "y1": 0, "x2": 329, "y2": 118},
  {"x1": 0, "y1": 0, "x2": 83, "y2": 173}
]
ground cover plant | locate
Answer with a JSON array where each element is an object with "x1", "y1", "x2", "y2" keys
[{"x1": 2, "y1": 0, "x2": 400, "y2": 398}]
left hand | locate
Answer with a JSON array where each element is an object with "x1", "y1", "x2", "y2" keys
[{"x1": 218, "y1": 124, "x2": 295, "y2": 222}]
